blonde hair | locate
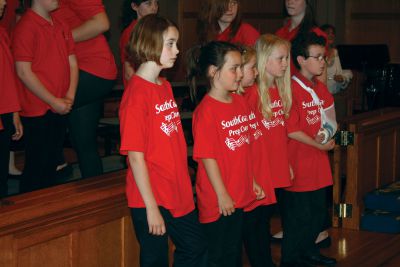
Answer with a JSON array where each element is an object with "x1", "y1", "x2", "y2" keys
[
  {"x1": 237, "y1": 45, "x2": 256, "y2": 94},
  {"x1": 255, "y1": 34, "x2": 292, "y2": 119}
]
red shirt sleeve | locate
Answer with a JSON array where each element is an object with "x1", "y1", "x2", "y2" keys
[
  {"x1": 119, "y1": 86, "x2": 148, "y2": 154},
  {"x1": 286, "y1": 88, "x2": 301, "y2": 134},
  {"x1": 239, "y1": 23, "x2": 260, "y2": 46},
  {"x1": 12, "y1": 25, "x2": 35, "y2": 62},
  {"x1": 192, "y1": 105, "x2": 218, "y2": 160},
  {"x1": 67, "y1": 0, "x2": 105, "y2": 20}
]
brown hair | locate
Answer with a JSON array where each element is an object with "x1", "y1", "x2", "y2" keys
[
  {"x1": 126, "y1": 14, "x2": 177, "y2": 66},
  {"x1": 197, "y1": 0, "x2": 242, "y2": 44}
]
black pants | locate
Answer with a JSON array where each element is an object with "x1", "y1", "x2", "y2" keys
[
  {"x1": 202, "y1": 209, "x2": 243, "y2": 267},
  {"x1": 68, "y1": 70, "x2": 115, "y2": 178},
  {"x1": 131, "y1": 207, "x2": 208, "y2": 267},
  {"x1": 0, "y1": 113, "x2": 13, "y2": 197},
  {"x1": 243, "y1": 205, "x2": 275, "y2": 267},
  {"x1": 21, "y1": 111, "x2": 66, "y2": 193},
  {"x1": 281, "y1": 187, "x2": 327, "y2": 263}
]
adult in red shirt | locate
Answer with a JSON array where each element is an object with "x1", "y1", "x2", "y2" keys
[
  {"x1": 276, "y1": 0, "x2": 327, "y2": 82},
  {"x1": 119, "y1": 15, "x2": 207, "y2": 267},
  {"x1": 53, "y1": 0, "x2": 117, "y2": 179},
  {"x1": 0, "y1": 0, "x2": 23, "y2": 198},
  {"x1": 281, "y1": 32, "x2": 336, "y2": 267},
  {"x1": 119, "y1": 0, "x2": 158, "y2": 87},
  {"x1": 197, "y1": 0, "x2": 259, "y2": 46},
  {"x1": 12, "y1": 0, "x2": 78, "y2": 193},
  {"x1": 0, "y1": 0, "x2": 19, "y2": 34}
]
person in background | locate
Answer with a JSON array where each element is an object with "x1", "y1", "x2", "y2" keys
[
  {"x1": 0, "y1": 0, "x2": 23, "y2": 198},
  {"x1": 120, "y1": 0, "x2": 158, "y2": 87},
  {"x1": 197, "y1": 0, "x2": 259, "y2": 46},
  {"x1": 53, "y1": 0, "x2": 117, "y2": 179}
]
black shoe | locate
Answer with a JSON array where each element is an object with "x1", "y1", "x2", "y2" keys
[
  {"x1": 316, "y1": 236, "x2": 332, "y2": 248},
  {"x1": 303, "y1": 254, "x2": 337, "y2": 266}
]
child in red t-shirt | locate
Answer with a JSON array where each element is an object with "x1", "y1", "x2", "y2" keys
[
  {"x1": 120, "y1": 0, "x2": 159, "y2": 86},
  {"x1": 280, "y1": 32, "x2": 337, "y2": 267},
  {"x1": 12, "y1": 0, "x2": 78, "y2": 193},
  {"x1": 0, "y1": 0, "x2": 23, "y2": 198},
  {"x1": 119, "y1": 15, "x2": 207, "y2": 267},
  {"x1": 241, "y1": 35, "x2": 293, "y2": 267},
  {"x1": 187, "y1": 41, "x2": 264, "y2": 267},
  {"x1": 197, "y1": 0, "x2": 259, "y2": 46}
]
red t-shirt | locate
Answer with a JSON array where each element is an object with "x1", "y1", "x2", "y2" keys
[
  {"x1": 119, "y1": 75, "x2": 194, "y2": 218},
  {"x1": 0, "y1": 27, "x2": 20, "y2": 116},
  {"x1": 193, "y1": 93, "x2": 256, "y2": 223},
  {"x1": 276, "y1": 19, "x2": 328, "y2": 74},
  {"x1": 53, "y1": 0, "x2": 117, "y2": 80},
  {"x1": 12, "y1": 9, "x2": 74, "y2": 117},
  {"x1": 0, "y1": 0, "x2": 19, "y2": 35},
  {"x1": 217, "y1": 22, "x2": 260, "y2": 46},
  {"x1": 119, "y1": 19, "x2": 137, "y2": 88},
  {"x1": 244, "y1": 84, "x2": 292, "y2": 188},
  {"x1": 285, "y1": 73, "x2": 334, "y2": 192}
]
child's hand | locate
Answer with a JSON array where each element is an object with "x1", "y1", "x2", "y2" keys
[
  {"x1": 52, "y1": 98, "x2": 72, "y2": 115},
  {"x1": 146, "y1": 207, "x2": 166, "y2": 236},
  {"x1": 289, "y1": 165, "x2": 295, "y2": 180},
  {"x1": 318, "y1": 139, "x2": 335, "y2": 151},
  {"x1": 315, "y1": 129, "x2": 325, "y2": 144},
  {"x1": 217, "y1": 192, "x2": 235, "y2": 216},
  {"x1": 253, "y1": 181, "x2": 265, "y2": 200},
  {"x1": 12, "y1": 112, "x2": 23, "y2": 141}
]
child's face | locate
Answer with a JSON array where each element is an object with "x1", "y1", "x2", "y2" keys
[
  {"x1": 132, "y1": 0, "x2": 158, "y2": 20},
  {"x1": 212, "y1": 51, "x2": 243, "y2": 93},
  {"x1": 159, "y1": 26, "x2": 179, "y2": 69},
  {"x1": 0, "y1": 0, "x2": 6, "y2": 18},
  {"x1": 38, "y1": 0, "x2": 59, "y2": 12},
  {"x1": 300, "y1": 44, "x2": 326, "y2": 78},
  {"x1": 265, "y1": 44, "x2": 289, "y2": 79},
  {"x1": 285, "y1": 0, "x2": 306, "y2": 17},
  {"x1": 241, "y1": 55, "x2": 258, "y2": 88},
  {"x1": 219, "y1": 0, "x2": 238, "y2": 25}
]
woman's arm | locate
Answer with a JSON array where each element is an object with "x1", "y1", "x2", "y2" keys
[
  {"x1": 202, "y1": 158, "x2": 235, "y2": 216},
  {"x1": 288, "y1": 130, "x2": 335, "y2": 151},
  {"x1": 128, "y1": 151, "x2": 166, "y2": 235},
  {"x1": 71, "y1": 12, "x2": 110, "y2": 42}
]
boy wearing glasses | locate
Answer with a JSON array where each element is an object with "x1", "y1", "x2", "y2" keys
[{"x1": 280, "y1": 32, "x2": 337, "y2": 267}]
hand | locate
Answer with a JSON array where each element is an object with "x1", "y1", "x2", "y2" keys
[
  {"x1": 146, "y1": 207, "x2": 166, "y2": 236},
  {"x1": 318, "y1": 139, "x2": 335, "y2": 151},
  {"x1": 51, "y1": 98, "x2": 72, "y2": 115},
  {"x1": 12, "y1": 112, "x2": 23, "y2": 140},
  {"x1": 217, "y1": 192, "x2": 235, "y2": 216},
  {"x1": 314, "y1": 129, "x2": 325, "y2": 144},
  {"x1": 64, "y1": 92, "x2": 75, "y2": 105},
  {"x1": 334, "y1": 75, "x2": 344, "y2": 83},
  {"x1": 289, "y1": 165, "x2": 295, "y2": 180},
  {"x1": 253, "y1": 181, "x2": 265, "y2": 200}
]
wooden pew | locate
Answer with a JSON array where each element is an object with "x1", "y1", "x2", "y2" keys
[
  {"x1": 0, "y1": 171, "x2": 141, "y2": 267},
  {"x1": 332, "y1": 108, "x2": 400, "y2": 230}
]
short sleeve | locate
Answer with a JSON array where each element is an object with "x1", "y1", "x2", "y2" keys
[
  {"x1": 12, "y1": 24, "x2": 35, "y2": 62},
  {"x1": 68, "y1": 0, "x2": 105, "y2": 20},
  {"x1": 286, "y1": 89, "x2": 301, "y2": 134},
  {"x1": 240, "y1": 23, "x2": 260, "y2": 46},
  {"x1": 192, "y1": 107, "x2": 218, "y2": 160},
  {"x1": 119, "y1": 86, "x2": 148, "y2": 154}
]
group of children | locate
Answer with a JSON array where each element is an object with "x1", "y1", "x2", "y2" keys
[
  {"x1": 118, "y1": 4, "x2": 337, "y2": 267},
  {"x1": 0, "y1": 0, "x2": 338, "y2": 266}
]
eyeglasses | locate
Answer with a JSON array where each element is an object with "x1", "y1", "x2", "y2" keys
[{"x1": 306, "y1": 55, "x2": 328, "y2": 63}]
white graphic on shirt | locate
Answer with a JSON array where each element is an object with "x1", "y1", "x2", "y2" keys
[
  {"x1": 225, "y1": 134, "x2": 250, "y2": 151},
  {"x1": 261, "y1": 117, "x2": 285, "y2": 130},
  {"x1": 155, "y1": 99, "x2": 181, "y2": 137},
  {"x1": 253, "y1": 129, "x2": 262, "y2": 140},
  {"x1": 303, "y1": 100, "x2": 324, "y2": 126}
]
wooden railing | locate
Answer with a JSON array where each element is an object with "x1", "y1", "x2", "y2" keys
[{"x1": 333, "y1": 108, "x2": 400, "y2": 230}]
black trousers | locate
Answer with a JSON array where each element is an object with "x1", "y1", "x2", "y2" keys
[
  {"x1": 202, "y1": 209, "x2": 243, "y2": 267},
  {"x1": 68, "y1": 70, "x2": 115, "y2": 178},
  {"x1": 130, "y1": 207, "x2": 208, "y2": 267},
  {"x1": 243, "y1": 205, "x2": 275, "y2": 267},
  {"x1": 281, "y1": 187, "x2": 328, "y2": 263},
  {"x1": 0, "y1": 113, "x2": 13, "y2": 197},
  {"x1": 21, "y1": 111, "x2": 66, "y2": 193}
]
